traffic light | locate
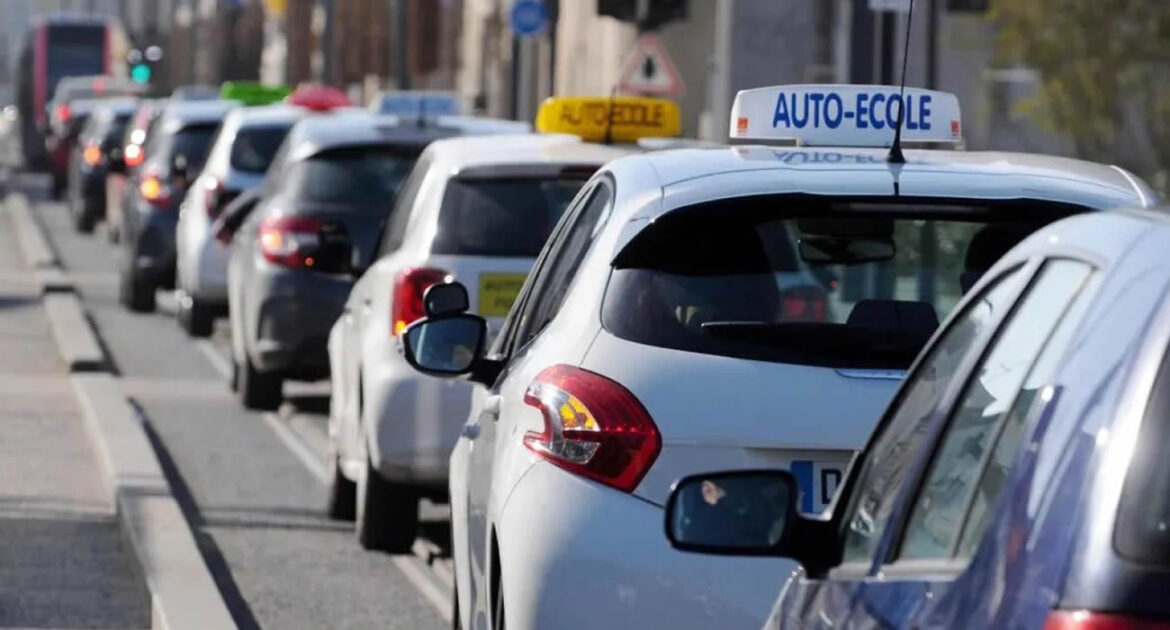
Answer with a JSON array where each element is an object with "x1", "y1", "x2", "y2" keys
[
  {"x1": 127, "y1": 46, "x2": 163, "y2": 84},
  {"x1": 597, "y1": 0, "x2": 686, "y2": 31},
  {"x1": 130, "y1": 63, "x2": 152, "y2": 83}
]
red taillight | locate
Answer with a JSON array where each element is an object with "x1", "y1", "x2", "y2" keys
[
  {"x1": 287, "y1": 85, "x2": 352, "y2": 112},
  {"x1": 203, "y1": 178, "x2": 225, "y2": 219},
  {"x1": 391, "y1": 267, "x2": 451, "y2": 336},
  {"x1": 523, "y1": 365, "x2": 661, "y2": 493},
  {"x1": 1045, "y1": 611, "x2": 1170, "y2": 630},
  {"x1": 124, "y1": 143, "x2": 144, "y2": 168},
  {"x1": 780, "y1": 286, "x2": 827, "y2": 322},
  {"x1": 55, "y1": 103, "x2": 71, "y2": 123},
  {"x1": 259, "y1": 216, "x2": 323, "y2": 268},
  {"x1": 139, "y1": 173, "x2": 172, "y2": 207}
]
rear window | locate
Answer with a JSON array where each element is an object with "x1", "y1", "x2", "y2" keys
[
  {"x1": 229, "y1": 125, "x2": 292, "y2": 173},
  {"x1": 431, "y1": 176, "x2": 589, "y2": 257},
  {"x1": 46, "y1": 26, "x2": 104, "y2": 94},
  {"x1": 147, "y1": 123, "x2": 218, "y2": 174},
  {"x1": 1116, "y1": 346, "x2": 1170, "y2": 564},
  {"x1": 602, "y1": 197, "x2": 1074, "y2": 369},
  {"x1": 290, "y1": 146, "x2": 418, "y2": 206}
]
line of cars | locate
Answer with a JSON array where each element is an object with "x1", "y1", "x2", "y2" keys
[{"x1": 61, "y1": 79, "x2": 1168, "y2": 629}]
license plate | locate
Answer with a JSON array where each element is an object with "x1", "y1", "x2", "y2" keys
[
  {"x1": 791, "y1": 460, "x2": 846, "y2": 515},
  {"x1": 478, "y1": 273, "x2": 526, "y2": 317}
]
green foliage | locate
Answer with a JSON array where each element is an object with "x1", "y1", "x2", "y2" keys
[{"x1": 992, "y1": 0, "x2": 1170, "y2": 192}]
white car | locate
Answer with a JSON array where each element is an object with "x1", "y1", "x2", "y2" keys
[
  {"x1": 175, "y1": 104, "x2": 305, "y2": 336},
  {"x1": 400, "y1": 85, "x2": 1158, "y2": 630},
  {"x1": 325, "y1": 132, "x2": 635, "y2": 551}
]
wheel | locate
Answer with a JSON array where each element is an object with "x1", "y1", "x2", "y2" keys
[
  {"x1": 237, "y1": 353, "x2": 282, "y2": 411},
  {"x1": 72, "y1": 197, "x2": 95, "y2": 233},
  {"x1": 178, "y1": 293, "x2": 214, "y2": 337},
  {"x1": 325, "y1": 449, "x2": 357, "y2": 521},
  {"x1": 118, "y1": 266, "x2": 156, "y2": 312},
  {"x1": 355, "y1": 455, "x2": 418, "y2": 552}
]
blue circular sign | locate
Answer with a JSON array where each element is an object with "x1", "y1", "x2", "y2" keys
[{"x1": 510, "y1": 0, "x2": 547, "y2": 37}]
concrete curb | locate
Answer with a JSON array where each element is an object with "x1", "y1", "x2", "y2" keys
[
  {"x1": 73, "y1": 375, "x2": 236, "y2": 630},
  {"x1": 8, "y1": 193, "x2": 58, "y2": 269},
  {"x1": 6, "y1": 194, "x2": 237, "y2": 630}
]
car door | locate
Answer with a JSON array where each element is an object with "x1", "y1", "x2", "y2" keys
[
  {"x1": 770, "y1": 262, "x2": 1034, "y2": 629},
  {"x1": 462, "y1": 180, "x2": 613, "y2": 626},
  {"x1": 848, "y1": 258, "x2": 1098, "y2": 630}
]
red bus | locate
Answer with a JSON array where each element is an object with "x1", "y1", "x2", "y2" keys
[{"x1": 13, "y1": 16, "x2": 124, "y2": 169}]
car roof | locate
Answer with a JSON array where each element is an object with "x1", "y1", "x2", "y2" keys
[
  {"x1": 224, "y1": 104, "x2": 306, "y2": 128},
  {"x1": 423, "y1": 133, "x2": 637, "y2": 173},
  {"x1": 159, "y1": 100, "x2": 237, "y2": 127},
  {"x1": 79, "y1": 97, "x2": 139, "y2": 116},
  {"x1": 282, "y1": 112, "x2": 468, "y2": 161}
]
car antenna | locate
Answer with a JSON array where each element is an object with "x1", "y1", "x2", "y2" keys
[{"x1": 887, "y1": 0, "x2": 915, "y2": 165}]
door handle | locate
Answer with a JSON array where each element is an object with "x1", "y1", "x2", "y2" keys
[
  {"x1": 483, "y1": 394, "x2": 502, "y2": 420},
  {"x1": 461, "y1": 422, "x2": 481, "y2": 440}
]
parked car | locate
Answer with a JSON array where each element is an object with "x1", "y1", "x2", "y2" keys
[
  {"x1": 118, "y1": 99, "x2": 236, "y2": 312},
  {"x1": 400, "y1": 85, "x2": 1159, "y2": 630},
  {"x1": 106, "y1": 98, "x2": 163, "y2": 244},
  {"x1": 44, "y1": 75, "x2": 143, "y2": 195},
  {"x1": 66, "y1": 97, "x2": 136, "y2": 233},
  {"x1": 665, "y1": 208, "x2": 1170, "y2": 630},
  {"x1": 325, "y1": 133, "x2": 633, "y2": 552},
  {"x1": 175, "y1": 104, "x2": 305, "y2": 336}
]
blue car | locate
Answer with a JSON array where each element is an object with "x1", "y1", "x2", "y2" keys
[{"x1": 665, "y1": 208, "x2": 1170, "y2": 630}]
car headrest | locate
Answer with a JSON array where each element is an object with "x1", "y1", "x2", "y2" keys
[{"x1": 847, "y1": 299, "x2": 940, "y2": 337}]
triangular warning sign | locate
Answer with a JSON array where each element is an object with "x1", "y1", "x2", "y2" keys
[{"x1": 618, "y1": 34, "x2": 685, "y2": 98}]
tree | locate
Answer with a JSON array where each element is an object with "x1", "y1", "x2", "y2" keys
[{"x1": 992, "y1": 0, "x2": 1170, "y2": 194}]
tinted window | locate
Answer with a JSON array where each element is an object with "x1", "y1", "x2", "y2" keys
[
  {"x1": 229, "y1": 125, "x2": 292, "y2": 173},
  {"x1": 432, "y1": 176, "x2": 589, "y2": 257},
  {"x1": 46, "y1": 26, "x2": 104, "y2": 93},
  {"x1": 290, "y1": 146, "x2": 417, "y2": 206},
  {"x1": 157, "y1": 124, "x2": 218, "y2": 174},
  {"x1": 899, "y1": 260, "x2": 1091, "y2": 560},
  {"x1": 101, "y1": 115, "x2": 130, "y2": 150},
  {"x1": 841, "y1": 266, "x2": 1027, "y2": 564},
  {"x1": 603, "y1": 200, "x2": 1054, "y2": 369},
  {"x1": 378, "y1": 155, "x2": 431, "y2": 255}
]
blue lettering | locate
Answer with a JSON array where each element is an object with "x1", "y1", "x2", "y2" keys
[
  {"x1": 824, "y1": 153, "x2": 842, "y2": 163},
  {"x1": 773, "y1": 93, "x2": 790, "y2": 127},
  {"x1": 809, "y1": 92, "x2": 825, "y2": 127},
  {"x1": 918, "y1": 95, "x2": 932, "y2": 130},
  {"x1": 905, "y1": 95, "x2": 919, "y2": 130},
  {"x1": 856, "y1": 94, "x2": 869, "y2": 129},
  {"x1": 791, "y1": 93, "x2": 809, "y2": 128},
  {"x1": 825, "y1": 93, "x2": 844, "y2": 129},
  {"x1": 870, "y1": 93, "x2": 886, "y2": 130},
  {"x1": 886, "y1": 94, "x2": 902, "y2": 130}
]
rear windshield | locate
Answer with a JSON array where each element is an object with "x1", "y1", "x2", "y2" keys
[
  {"x1": 101, "y1": 115, "x2": 130, "y2": 148},
  {"x1": 229, "y1": 125, "x2": 292, "y2": 173},
  {"x1": 602, "y1": 197, "x2": 1074, "y2": 369},
  {"x1": 431, "y1": 176, "x2": 589, "y2": 257},
  {"x1": 46, "y1": 26, "x2": 104, "y2": 94},
  {"x1": 1116, "y1": 347, "x2": 1170, "y2": 564},
  {"x1": 146, "y1": 123, "x2": 218, "y2": 174},
  {"x1": 290, "y1": 146, "x2": 418, "y2": 206}
]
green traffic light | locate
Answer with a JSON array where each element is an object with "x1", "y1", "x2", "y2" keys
[{"x1": 131, "y1": 64, "x2": 152, "y2": 83}]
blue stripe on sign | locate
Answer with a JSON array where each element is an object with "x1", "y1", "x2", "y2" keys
[{"x1": 790, "y1": 460, "x2": 814, "y2": 514}]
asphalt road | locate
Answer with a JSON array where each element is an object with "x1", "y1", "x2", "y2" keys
[{"x1": 30, "y1": 190, "x2": 452, "y2": 630}]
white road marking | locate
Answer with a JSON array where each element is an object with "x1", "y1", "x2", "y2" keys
[
  {"x1": 195, "y1": 339, "x2": 233, "y2": 381},
  {"x1": 262, "y1": 412, "x2": 330, "y2": 483},
  {"x1": 392, "y1": 555, "x2": 454, "y2": 625}
]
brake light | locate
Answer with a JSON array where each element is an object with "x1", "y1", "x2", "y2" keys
[
  {"x1": 780, "y1": 286, "x2": 827, "y2": 322},
  {"x1": 523, "y1": 365, "x2": 661, "y2": 492},
  {"x1": 203, "y1": 177, "x2": 225, "y2": 219},
  {"x1": 259, "y1": 216, "x2": 322, "y2": 268},
  {"x1": 287, "y1": 85, "x2": 352, "y2": 112},
  {"x1": 55, "y1": 103, "x2": 71, "y2": 123},
  {"x1": 391, "y1": 267, "x2": 451, "y2": 336},
  {"x1": 124, "y1": 144, "x2": 144, "y2": 168},
  {"x1": 82, "y1": 143, "x2": 101, "y2": 166},
  {"x1": 1044, "y1": 611, "x2": 1170, "y2": 630},
  {"x1": 139, "y1": 173, "x2": 172, "y2": 207}
]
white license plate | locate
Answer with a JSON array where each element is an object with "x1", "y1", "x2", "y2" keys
[{"x1": 791, "y1": 460, "x2": 846, "y2": 515}]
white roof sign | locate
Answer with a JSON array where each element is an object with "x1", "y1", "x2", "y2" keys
[
  {"x1": 372, "y1": 91, "x2": 461, "y2": 117},
  {"x1": 730, "y1": 84, "x2": 963, "y2": 147}
]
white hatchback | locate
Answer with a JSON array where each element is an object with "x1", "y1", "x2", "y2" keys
[
  {"x1": 325, "y1": 133, "x2": 636, "y2": 552},
  {"x1": 400, "y1": 86, "x2": 1157, "y2": 630}
]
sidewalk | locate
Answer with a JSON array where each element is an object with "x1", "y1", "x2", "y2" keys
[{"x1": 0, "y1": 201, "x2": 151, "y2": 628}]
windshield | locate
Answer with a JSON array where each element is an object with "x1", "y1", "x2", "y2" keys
[
  {"x1": 603, "y1": 197, "x2": 1076, "y2": 369},
  {"x1": 229, "y1": 125, "x2": 292, "y2": 173},
  {"x1": 289, "y1": 146, "x2": 418, "y2": 207},
  {"x1": 46, "y1": 26, "x2": 105, "y2": 95},
  {"x1": 432, "y1": 176, "x2": 589, "y2": 257}
]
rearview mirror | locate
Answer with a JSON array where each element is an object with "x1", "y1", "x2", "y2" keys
[
  {"x1": 665, "y1": 470, "x2": 799, "y2": 555},
  {"x1": 402, "y1": 314, "x2": 487, "y2": 377},
  {"x1": 798, "y1": 236, "x2": 895, "y2": 265},
  {"x1": 423, "y1": 283, "x2": 469, "y2": 318}
]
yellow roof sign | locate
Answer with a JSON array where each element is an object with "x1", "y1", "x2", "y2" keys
[{"x1": 535, "y1": 96, "x2": 681, "y2": 143}]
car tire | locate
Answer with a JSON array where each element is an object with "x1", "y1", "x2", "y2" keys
[
  {"x1": 355, "y1": 455, "x2": 418, "y2": 553},
  {"x1": 72, "y1": 199, "x2": 95, "y2": 234},
  {"x1": 119, "y1": 266, "x2": 156, "y2": 313},
  {"x1": 237, "y1": 354, "x2": 282, "y2": 411},
  {"x1": 326, "y1": 450, "x2": 357, "y2": 521},
  {"x1": 179, "y1": 295, "x2": 214, "y2": 338}
]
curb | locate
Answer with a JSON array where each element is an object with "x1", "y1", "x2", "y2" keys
[{"x1": 6, "y1": 194, "x2": 237, "y2": 630}]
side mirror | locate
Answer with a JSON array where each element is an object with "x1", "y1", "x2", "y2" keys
[
  {"x1": 213, "y1": 190, "x2": 262, "y2": 245},
  {"x1": 665, "y1": 470, "x2": 800, "y2": 556},
  {"x1": 423, "y1": 283, "x2": 469, "y2": 318},
  {"x1": 402, "y1": 314, "x2": 487, "y2": 377}
]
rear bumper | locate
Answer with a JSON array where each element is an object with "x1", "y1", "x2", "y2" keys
[{"x1": 249, "y1": 266, "x2": 350, "y2": 378}]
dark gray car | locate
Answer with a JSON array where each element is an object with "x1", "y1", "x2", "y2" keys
[{"x1": 118, "y1": 99, "x2": 236, "y2": 312}]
